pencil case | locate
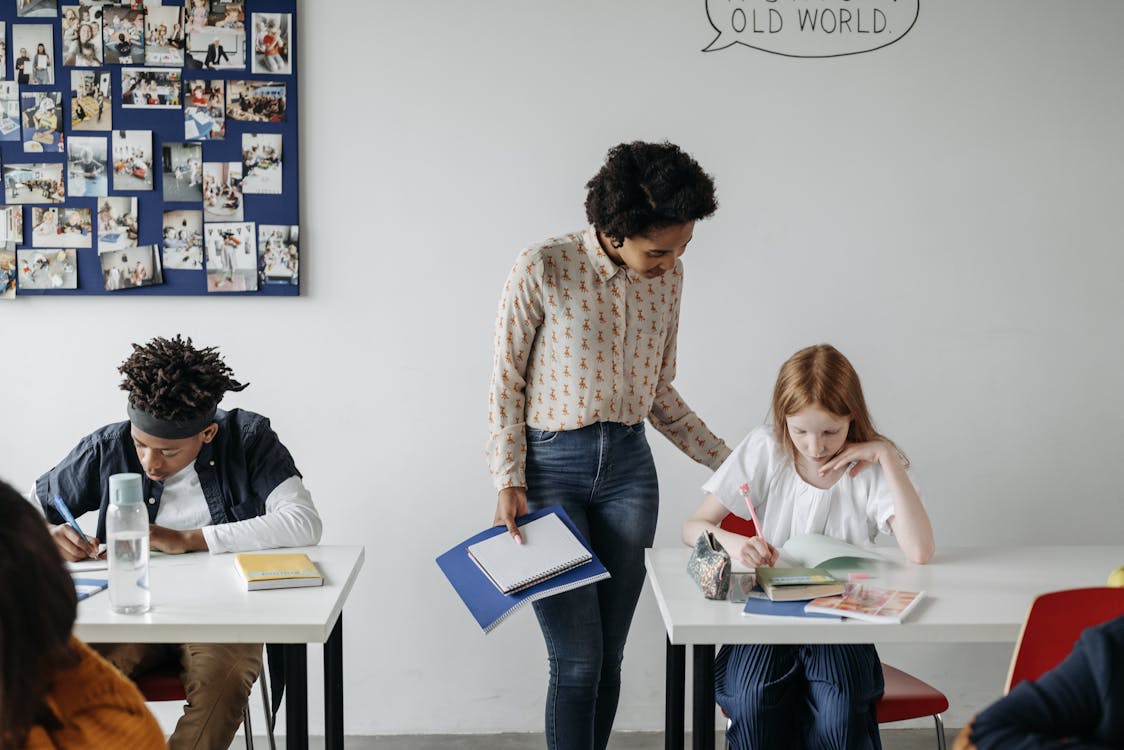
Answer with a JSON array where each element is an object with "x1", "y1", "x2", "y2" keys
[{"x1": 687, "y1": 531, "x2": 730, "y2": 600}]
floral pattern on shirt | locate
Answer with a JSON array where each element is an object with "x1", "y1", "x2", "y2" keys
[{"x1": 487, "y1": 227, "x2": 730, "y2": 490}]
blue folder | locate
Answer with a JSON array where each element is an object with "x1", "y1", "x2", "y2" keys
[
  {"x1": 436, "y1": 505, "x2": 610, "y2": 634},
  {"x1": 73, "y1": 577, "x2": 108, "y2": 601},
  {"x1": 742, "y1": 593, "x2": 842, "y2": 619}
]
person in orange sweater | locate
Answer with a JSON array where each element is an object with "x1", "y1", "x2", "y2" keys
[{"x1": 0, "y1": 478, "x2": 164, "y2": 750}]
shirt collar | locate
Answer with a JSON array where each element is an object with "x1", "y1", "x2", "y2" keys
[{"x1": 581, "y1": 226, "x2": 628, "y2": 283}]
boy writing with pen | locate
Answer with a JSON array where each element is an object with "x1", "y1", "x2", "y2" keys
[{"x1": 33, "y1": 335, "x2": 322, "y2": 750}]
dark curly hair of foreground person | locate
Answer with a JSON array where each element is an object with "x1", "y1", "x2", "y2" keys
[
  {"x1": 584, "y1": 141, "x2": 719, "y2": 247},
  {"x1": 119, "y1": 334, "x2": 247, "y2": 421}
]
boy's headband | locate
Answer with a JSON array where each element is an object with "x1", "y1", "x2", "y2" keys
[{"x1": 126, "y1": 403, "x2": 216, "y2": 440}]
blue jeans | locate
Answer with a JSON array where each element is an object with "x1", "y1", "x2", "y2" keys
[
  {"x1": 716, "y1": 643, "x2": 884, "y2": 750},
  {"x1": 525, "y1": 421, "x2": 659, "y2": 750}
]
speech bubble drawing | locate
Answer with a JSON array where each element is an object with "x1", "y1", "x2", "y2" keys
[{"x1": 704, "y1": 0, "x2": 920, "y2": 58}]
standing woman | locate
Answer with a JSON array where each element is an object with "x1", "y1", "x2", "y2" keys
[
  {"x1": 487, "y1": 141, "x2": 732, "y2": 749},
  {"x1": 33, "y1": 43, "x2": 51, "y2": 85}
]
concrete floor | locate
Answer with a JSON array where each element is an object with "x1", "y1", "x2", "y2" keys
[{"x1": 249, "y1": 728, "x2": 954, "y2": 748}]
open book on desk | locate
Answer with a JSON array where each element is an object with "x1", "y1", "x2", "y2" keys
[
  {"x1": 774, "y1": 533, "x2": 887, "y2": 574},
  {"x1": 437, "y1": 505, "x2": 609, "y2": 634},
  {"x1": 804, "y1": 583, "x2": 925, "y2": 624}
]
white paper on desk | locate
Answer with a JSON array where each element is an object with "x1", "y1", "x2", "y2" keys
[{"x1": 67, "y1": 558, "x2": 108, "y2": 572}]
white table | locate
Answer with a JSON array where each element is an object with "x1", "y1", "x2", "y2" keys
[
  {"x1": 76, "y1": 545, "x2": 365, "y2": 750},
  {"x1": 645, "y1": 545, "x2": 1124, "y2": 750}
]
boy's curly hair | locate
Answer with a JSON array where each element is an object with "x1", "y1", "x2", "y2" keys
[
  {"x1": 584, "y1": 141, "x2": 718, "y2": 246},
  {"x1": 118, "y1": 335, "x2": 246, "y2": 421}
]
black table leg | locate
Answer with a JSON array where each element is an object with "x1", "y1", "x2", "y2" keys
[
  {"x1": 692, "y1": 644, "x2": 715, "y2": 750},
  {"x1": 284, "y1": 643, "x2": 308, "y2": 750},
  {"x1": 324, "y1": 613, "x2": 344, "y2": 750},
  {"x1": 666, "y1": 637, "x2": 685, "y2": 750}
]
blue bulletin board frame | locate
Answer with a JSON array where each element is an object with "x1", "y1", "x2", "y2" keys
[{"x1": 0, "y1": 0, "x2": 299, "y2": 297}]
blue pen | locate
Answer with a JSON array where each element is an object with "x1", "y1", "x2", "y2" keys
[{"x1": 51, "y1": 493, "x2": 92, "y2": 547}]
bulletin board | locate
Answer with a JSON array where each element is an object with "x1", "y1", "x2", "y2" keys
[{"x1": 0, "y1": 0, "x2": 299, "y2": 297}]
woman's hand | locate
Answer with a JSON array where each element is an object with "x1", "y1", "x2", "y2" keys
[
  {"x1": 494, "y1": 487, "x2": 529, "y2": 544},
  {"x1": 952, "y1": 719, "x2": 976, "y2": 750},
  {"x1": 818, "y1": 440, "x2": 899, "y2": 478}
]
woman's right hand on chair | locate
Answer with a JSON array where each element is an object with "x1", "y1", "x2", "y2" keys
[
  {"x1": 731, "y1": 535, "x2": 779, "y2": 568},
  {"x1": 494, "y1": 487, "x2": 528, "y2": 544}
]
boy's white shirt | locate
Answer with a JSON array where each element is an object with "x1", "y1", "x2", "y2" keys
[
  {"x1": 30, "y1": 468, "x2": 322, "y2": 555},
  {"x1": 703, "y1": 425, "x2": 913, "y2": 550}
]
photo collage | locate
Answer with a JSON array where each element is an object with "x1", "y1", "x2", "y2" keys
[{"x1": 0, "y1": 0, "x2": 298, "y2": 297}]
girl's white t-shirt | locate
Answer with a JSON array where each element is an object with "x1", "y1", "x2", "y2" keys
[{"x1": 702, "y1": 425, "x2": 914, "y2": 549}]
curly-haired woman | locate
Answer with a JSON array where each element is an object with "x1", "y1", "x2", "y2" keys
[{"x1": 487, "y1": 141, "x2": 733, "y2": 749}]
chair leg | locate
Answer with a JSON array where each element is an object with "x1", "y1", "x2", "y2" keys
[
  {"x1": 933, "y1": 713, "x2": 947, "y2": 750},
  {"x1": 258, "y1": 671, "x2": 277, "y2": 750},
  {"x1": 242, "y1": 702, "x2": 254, "y2": 750}
]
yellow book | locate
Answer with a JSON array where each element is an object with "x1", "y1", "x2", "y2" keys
[{"x1": 234, "y1": 552, "x2": 323, "y2": 590}]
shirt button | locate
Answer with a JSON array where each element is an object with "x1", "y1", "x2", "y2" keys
[
  {"x1": 148, "y1": 497, "x2": 156, "y2": 505},
  {"x1": 209, "y1": 460, "x2": 215, "y2": 466}
]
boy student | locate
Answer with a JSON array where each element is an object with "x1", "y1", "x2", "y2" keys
[{"x1": 35, "y1": 334, "x2": 322, "y2": 750}]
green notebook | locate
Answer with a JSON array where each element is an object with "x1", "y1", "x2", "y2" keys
[{"x1": 755, "y1": 566, "x2": 845, "y2": 601}]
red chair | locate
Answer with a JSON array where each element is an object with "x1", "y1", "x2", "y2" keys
[
  {"x1": 134, "y1": 665, "x2": 276, "y2": 750},
  {"x1": 719, "y1": 514, "x2": 949, "y2": 749},
  {"x1": 1005, "y1": 586, "x2": 1124, "y2": 693}
]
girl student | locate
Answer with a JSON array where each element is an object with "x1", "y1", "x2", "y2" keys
[
  {"x1": 488, "y1": 141, "x2": 733, "y2": 750},
  {"x1": 682, "y1": 343, "x2": 935, "y2": 750}
]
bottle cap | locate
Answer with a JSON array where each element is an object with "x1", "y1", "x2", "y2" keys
[{"x1": 108, "y1": 472, "x2": 143, "y2": 505}]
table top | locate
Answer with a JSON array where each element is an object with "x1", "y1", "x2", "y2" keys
[
  {"x1": 75, "y1": 545, "x2": 365, "y2": 644},
  {"x1": 645, "y1": 545, "x2": 1124, "y2": 645}
]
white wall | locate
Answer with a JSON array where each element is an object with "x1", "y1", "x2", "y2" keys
[{"x1": 3, "y1": 0, "x2": 1123, "y2": 736}]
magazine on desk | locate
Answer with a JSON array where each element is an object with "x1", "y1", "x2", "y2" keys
[{"x1": 803, "y1": 583, "x2": 926, "y2": 624}]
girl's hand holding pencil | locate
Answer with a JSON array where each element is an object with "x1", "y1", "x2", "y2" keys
[{"x1": 734, "y1": 483, "x2": 779, "y2": 567}]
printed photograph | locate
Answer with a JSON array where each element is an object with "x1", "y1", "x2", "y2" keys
[
  {"x1": 227, "y1": 80, "x2": 285, "y2": 122},
  {"x1": 187, "y1": 27, "x2": 244, "y2": 71},
  {"x1": 205, "y1": 221, "x2": 257, "y2": 292},
  {"x1": 112, "y1": 129, "x2": 154, "y2": 190},
  {"x1": 258, "y1": 224, "x2": 298, "y2": 285},
  {"x1": 251, "y1": 13, "x2": 290, "y2": 74},
  {"x1": 162, "y1": 209, "x2": 203, "y2": 270},
  {"x1": 62, "y1": 5, "x2": 102, "y2": 66},
  {"x1": 0, "y1": 83, "x2": 20, "y2": 140},
  {"x1": 184, "y1": 79, "x2": 225, "y2": 140},
  {"x1": 67, "y1": 135, "x2": 108, "y2": 196},
  {"x1": 0, "y1": 23, "x2": 6, "y2": 80},
  {"x1": 96, "y1": 195, "x2": 138, "y2": 251},
  {"x1": 100, "y1": 245, "x2": 163, "y2": 291},
  {"x1": 242, "y1": 133, "x2": 282, "y2": 195},
  {"x1": 17, "y1": 0, "x2": 58, "y2": 18},
  {"x1": 162, "y1": 142, "x2": 203, "y2": 202},
  {"x1": 17, "y1": 249, "x2": 78, "y2": 290},
  {"x1": 3, "y1": 163, "x2": 65, "y2": 203},
  {"x1": 40, "y1": 207, "x2": 93, "y2": 247},
  {"x1": 31, "y1": 206, "x2": 56, "y2": 245},
  {"x1": 102, "y1": 4, "x2": 145, "y2": 65},
  {"x1": 0, "y1": 246, "x2": 15, "y2": 299},
  {"x1": 202, "y1": 161, "x2": 243, "y2": 221},
  {"x1": 144, "y1": 5, "x2": 185, "y2": 66},
  {"x1": 209, "y1": 2, "x2": 246, "y2": 30},
  {"x1": 70, "y1": 69, "x2": 111, "y2": 129},
  {"x1": 122, "y1": 68, "x2": 182, "y2": 108},
  {"x1": 0, "y1": 207, "x2": 24, "y2": 244},
  {"x1": 12, "y1": 25, "x2": 55, "y2": 84},
  {"x1": 20, "y1": 90, "x2": 63, "y2": 152}
]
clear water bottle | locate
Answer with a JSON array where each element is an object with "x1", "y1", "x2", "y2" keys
[{"x1": 107, "y1": 473, "x2": 150, "y2": 614}]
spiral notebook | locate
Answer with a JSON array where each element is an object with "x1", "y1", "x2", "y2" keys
[
  {"x1": 436, "y1": 505, "x2": 610, "y2": 633},
  {"x1": 467, "y1": 512, "x2": 592, "y2": 594}
]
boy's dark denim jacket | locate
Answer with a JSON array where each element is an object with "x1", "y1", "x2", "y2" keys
[{"x1": 37, "y1": 408, "x2": 300, "y2": 540}]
